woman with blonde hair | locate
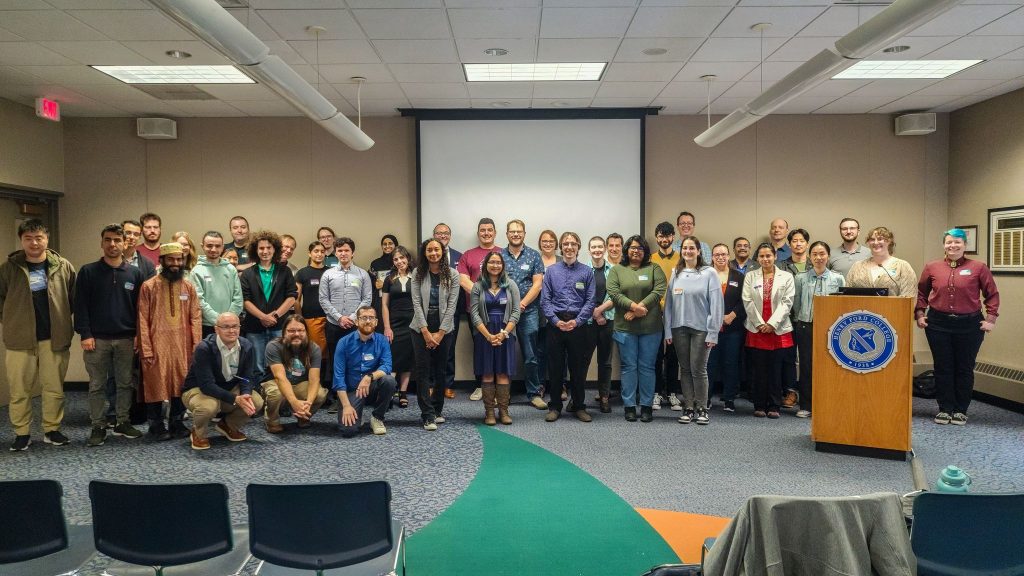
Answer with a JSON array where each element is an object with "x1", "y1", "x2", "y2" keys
[{"x1": 845, "y1": 226, "x2": 916, "y2": 297}]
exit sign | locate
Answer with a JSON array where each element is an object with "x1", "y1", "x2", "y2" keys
[{"x1": 35, "y1": 98, "x2": 60, "y2": 122}]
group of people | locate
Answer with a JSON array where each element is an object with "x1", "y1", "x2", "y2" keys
[{"x1": 1, "y1": 210, "x2": 999, "y2": 451}]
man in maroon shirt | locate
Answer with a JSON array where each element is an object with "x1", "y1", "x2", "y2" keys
[
  {"x1": 137, "y1": 212, "x2": 162, "y2": 265},
  {"x1": 457, "y1": 218, "x2": 502, "y2": 402}
]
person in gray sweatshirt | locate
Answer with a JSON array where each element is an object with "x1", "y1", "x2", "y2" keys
[
  {"x1": 663, "y1": 235, "x2": 724, "y2": 425},
  {"x1": 190, "y1": 231, "x2": 243, "y2": 337}
]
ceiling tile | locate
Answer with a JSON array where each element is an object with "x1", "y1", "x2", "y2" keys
[
  {"x1": 675, "y1": 60, "x2": 758, "y2": 81},
  {"x1": 690, "y1": 37, "x2": 787, "y2": 62},
  {"x1": 448, "y1": 8, "x2": 541, "y2": 38},
  {"x1": 740, "y1": 61, "x2": 802, "y2": 82},
  {"x1": 640, "y1": 0, "x2": 735, "y2": 5},
  {"x1": 713, "y1": 6, "x2": 828, "y2": 38},
  {"x1": 264, "y1": 40, "x2": 309, "y2": 65},
  {"x1": 869, "y1": 36, "x2": 959, "y2": 60},
  {"x1": 908, "y1": 5, "x2": 1018, "y2": 36},
  {"x1": 46, "y1": 0, "x2": 150, "y2": 8},
  {"x1": 316, "y1": 63, "x2": 395, "y2": 83},
  {"x1": 159, "y1": 100, "x2": 247, "y2": 117},
  {"x1": 536, "y1": 38, "x2": 620, "y2": 62},
  {"x1": 287, "y1": 39, "x2": 381, "y2": 64},
  {"x1": 0, "y1": 0, "x2": 51, "y2": 8},
  {"x1": 949, "y1": 58, "x2": 1024, "y2": 79},
  {"x1": 352, "y1": 9, "x2": 451, "y2": 40},
  {"x1": 847, "y1": 79, "x2": 939, "y2": 97},
  {"x1": 0, "y1": 9, "x2": 108, "y2": 41},
  {"x1": 657, "y1": 80, "x2": 730, "y2": 99},
  {"x1": 603, "y1": 61, "x2": 684, "y2": 81},
  {"x1": 651, "y1": 97, "x2": 707, "y2": 114},
  {"x1": 545, "y1": 0, "x2": 637, "y2": 6},
  {"x1": 248, "y1": 0, "x2": 346, "y2": 7},
  {"x1": 772, "y1": 96, "x2": 838, "y2": 113},
  {"x1": 40, "y1": 40, "x2": 152, "y2": 65},
  {"x1": 531, "y1": 98, "x2": 593, "y2": 108},
  {"x1": 531, "y1": 80, "x2": 599, "y2": 97},
  {"x1": 799, "y1": 79, "x2": 870, "y2": 97},
  {"x1": 595, "y1": 80, "x2": 667, "y2": 97},
  {"x1": 872, "y1": 94, "x2": 955, "y2": 114},
  {"x1": 925, "y1": 35, "x2": 1024, "y2": 60},
  {"x1": 591, "y1": 96, "x2": 654, "y2": 106},
  {"x1": 627, "y1": 6, "x2": 731, "y2": 37},
  {"x1": 813, "y1": 95, "x2": 897, "y2": 114},
  {"x1": 340, "y1": 98, "x2": 408, "y2": 116},
  {"x1": 470, "y1": 98, "x2": 532, "y2": 108},
  {"x1": 910, "y1": 77, "x2": 1008, "y2": 96},
  {"x1": 326, "y1": 96, "x2": 358, "y2": 116},
  {"x1": 408, "y1": 98, "x2": 471, "y2": 107},
  {"x1": 456, "y1": 38, "x2": 537, "y2": 62},
  {"x1": 540, "y1": 7, "x2": 635, "y2": 38},
  {"x1": 445, "y1": 0, "x2": 539, "y2": 6},
  {"x1": 0, "y1": 27, "x2": 25, "y2": 40},
  {"x1": 467, "y1": 81, "x2": 534, "y2": 98},
  {"x1": 0, "y1": 64, "x2": 42, "y2": 84},
  {"x1": 226, "y1": 9, "x2": 281, "y2": 41},
  {"x1": 798, "y1": 5, "x2": 886, "y2": 37},
  {"x1": 401, "y1": 82, "x2": 469, "y2": 98},
  {"x1": 257, "y1": 9, "x2": 365, "y2": 40},
  {"x1": 67, "y1": 9, "x2": 196, "y2": 41},
  {"x1": 91, "y1": 99, "x2": 184, "y2": 116},
  {"x1": 372, "y1": 39, "x2": 458, "y2": 63},
  {"x1": 1000, "y1": 46, "x2": 1024, "y2": 59},
  {"x1": 972, "y1": 6, "x2": 1024, "y2": 35},
  {"x1": 333, "y1": 81, "x2": 408, "y2": 99},
  {"x1": 19, "y1": 64, "x2": 122, "y2": 84},
  {"x1": 0, "y1": 42, "x2": 75, "y2": 65},
  {"x1": 121, "y1": 41, "x2": 232, "y2": 65},
  {"x1": 389, "y1": 63, "x2": 464, "y2": 82},
  {"x1": 196, "y1": 84, "x2": 280, "y2": 101},
  {"x1": 346, "y1": 0, "x2": 441, "y2": 6},
  {"x1": 719, "y1": 80, "x2": 762, "y2": 98},
  {"x1": 614, "y1": 37, "x2": 703, "y2": 62},
  {"x1": 768, "y1": 36, "x2": 838, "y2": 62},
  {"x1": 225, "y1": 100, "x2": 301, "y2": 116}
]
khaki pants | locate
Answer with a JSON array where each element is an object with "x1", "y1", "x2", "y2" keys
[
  {"x1": 5, "y1": 341, "x2": 69, "y2": 435},
  {"x1": 182, "y1": 386, "x2": 264, "y2": 439},
  {"x1": 263, "y1": 380, "x2": 327, "y2": 423}
]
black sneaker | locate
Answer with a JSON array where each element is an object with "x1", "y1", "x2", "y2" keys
[
  {"x1": 9, "y1": 435, "x2": 30, "y2": 451},
  {"x1": 723, "y1": 401, "x2": 736, "y2": 412},
  {"x1": 111, "y1": 422, "x2": 143, "y2": 439},
  {"x1": 105, "y1": 414, "x2": 116, "y2": 429},
  {"x1": 695, "y1": 409, "x2": 710, "y2": 425},
  {"x1": 87, "y1": 427, "x2": 106, "y2": 447},
  {"x1": 43, "y1": 431, "x2": 70, "y2": 446}
]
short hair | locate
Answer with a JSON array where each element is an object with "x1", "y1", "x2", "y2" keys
[
  {"x1": 839, "y1": 217, "x2": 860, "y2": 228},
  {"x1": 538, "y1": 229, "x2": 557, "y2": 246},
  {"x1": 712, "y1": 243, "x2": 730, "y2": 254},
  {"x1": 606, "y1": 232, "x2": 624, "y2": 246},
  {"x1": 281, "y1": 234, "x2": 296, "y2": 245},
  {"x1": 139, "y1": 212, "x2": 161, "y2": 226},
  {"x1": 622, "y1": 234, "x2": 651, "y2": 266},
  {"x1": 356, "y1": 305, "x2": 376, "y2": 318},
  {"x1": 316, "y1": 226, "x2": 335, "y2": 238},
  {"x1": 866, "y1": 226, "x2": 896, "y2": 254},
  {"x1": 247, "y1": 229, "x2": 282, "y2": 262},
  {"x1": 202, "y1": 230, "x2": 223, "y2": 242},
  {"x1": 733, "y1": 236, "x2": 750, "y2": 247},
  {"x1": 559, "y1": 231, "x2": 582, "y2": 254},
  {"x1": 787, "y1": 228, "x2": 810, "y2": 244},
  {"x1": 588, "y1": 235, "x2": 605, "y2": 247},
  {"x1": 307, "y1": 241, "x2": 323, "y2": 252},
  {"x1": 478, "y1": 217, "x2": 495, "y2": 230},
  {"x1": 334, "y1": 236, "x2": 355, "y2": 252},
  {"x1": 121, "y1": 219, "x2": 142, "y2": 230},
  {"x1": 507, "y1": 219, "x2": 525, "y2": 232},
  {"x1": 675, "y1": 235, "x2": 706, "y2": 271},
  {"x1": 676, "y1": 211, "x2": 696, "y2": 225},
  {"x1": 101, "y1": 223, "x2": 124, "y2": 239},
  {"x1": 229, "y1": 215, "x2": 249, "y2": 227},
  {"x1": 18, "y1": 219, "x2": 47, "y2": 237},
  {"x1": 754, "y1": 242, "x2": 776, "y2": 258},
  {"x1": 432, "y1": 222, "x2": 450, "y2": 234},
  {"x1": 770, "y1": 218, "x2": 790, "y2": 229},
  {"x1": 380, "y1": 234, "x2": 398, "y2": 247},
  {"x1": 655, "y1": 221, "x2": 674, "y2": 236},
  {"x1": 809, "y1": 241, "x2": 832, "y2": 255}
]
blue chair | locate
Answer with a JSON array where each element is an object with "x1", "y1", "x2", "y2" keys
[
  {"x1": 247, "y1": 481, "x2": 405, "y2": 576},
  {"x1": 0, "y1": 479, "x2": 95, "y2": 576},
  {"x1": 89, "y1": 480, "x2": 251, "y2": 576},
  {"x1": 911, "y1": 491, "x2": 1024, "y2": 575}
]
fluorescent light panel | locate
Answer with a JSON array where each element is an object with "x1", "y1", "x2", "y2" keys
[
  {"x1": 833, "y1": 60, "x2": 982, "y2": 79},
  {"x1": 91, "y1": 65, "x2": 254, "y2": 84},
  {"x1": 464, "y1": 63, "x2": 606, "y2": 82}
]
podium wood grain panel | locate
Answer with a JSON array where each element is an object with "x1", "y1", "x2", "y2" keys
[{"x1": 811, "y1": 295, "x2": 913, "y2": 452}]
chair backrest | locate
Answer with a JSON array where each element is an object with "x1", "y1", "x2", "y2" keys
[
  {"x1": 0, "y1": 480, "x2": 68, "y2": 564},
  {"x1": 247, "y1": 481, "x2": 393, "y2": 570},
  {"x1": 911, "y1": 491, "x2": 1024, "y2": 575},
  {"x1": 89, "y1": 480, "x2": 233, "y2": 568}
]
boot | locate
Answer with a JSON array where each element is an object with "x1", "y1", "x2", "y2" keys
[
  {"x1": 482, "y1": 383, "x2": 497, "y2": 426},
  {"x1": 496, "y1": 385, "x2": 513, "y2": 425}
]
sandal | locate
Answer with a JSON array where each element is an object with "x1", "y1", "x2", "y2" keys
[{"x1": 399, "y1": 391, "x2": 409, "y2": 408}]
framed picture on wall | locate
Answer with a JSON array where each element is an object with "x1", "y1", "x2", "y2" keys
[
  {"x1": 955, "y1": 224, "x2": 978, "y2": 254},
  {"x1": 987, "y1": 205, "x2": 1024, "y2": 275}
]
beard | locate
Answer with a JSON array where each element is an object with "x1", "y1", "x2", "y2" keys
[
  {"x1": 289, "y1": 340, "x2": 307, "y2": 353},
  {"x1": 161, "y1": 266, "x2": 184, "y2": 281}
]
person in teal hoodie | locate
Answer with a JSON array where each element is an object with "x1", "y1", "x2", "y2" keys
[{"x1": 190, "y1": 231, "x2": 243, "y2": 337}]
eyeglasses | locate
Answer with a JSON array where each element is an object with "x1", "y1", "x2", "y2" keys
[
  {"x1": 216, "y1": 324, "x2": 240, "y2": 331},
  {"x1": 357, "y1": 316, "x2": 378, "y2": 323},
  {"x1": 285, "y1": 328, "x2": 306, "y2": 334},
  {"x1": 434, "y1": 231, "x2": 451, "y2": 237},
  {"x1": 561, "y1": 243, "x2": 579, "y2": 248},
  {"x1": 627, "y1": 246, "x2": 644, "y2": 252}
]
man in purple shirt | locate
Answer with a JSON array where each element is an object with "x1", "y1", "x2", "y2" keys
[{"x1": 540, "y1": 231, "x2": 596, "y2": 423}]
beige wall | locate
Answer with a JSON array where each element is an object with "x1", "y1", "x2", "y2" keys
[{"x1": 948, "y1": 88, "x2": 1024, "y2": 373}]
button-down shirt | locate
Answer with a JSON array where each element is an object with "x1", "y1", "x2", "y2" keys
[
  {"x1": 318, "y1": 264, "x2": 372, "y2": 326},
  {"x1": 503, "y1": 245, "x2": 545, "y2": 311},
  {"x1": 540, "y1": 260, "x2": 595, "y2": 326},
  {"x1": 828, "y1": 243, "x2": 871, "y2": 277},
  {"x1": 216, "y1": 335, "x2": 241, "y2": 382},
  {"x1": 792, "y1": 268, "x2": 846, "y2": 323},
  {"x1": 915, "y1": 257, "x2": 999, "y2": 322},
  {"x1": 333, "y1": 331, "x2": 392, "y2": 392}
]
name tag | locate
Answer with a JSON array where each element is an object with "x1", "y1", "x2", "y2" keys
[
  {"x1": 575, "y1": 281, "x2": 585, "y2": 290},
  {"x1": 728, "y1": 281, "x2": 739, "y2": 287},
  {"x1": 310, "y1": 279, "x2": 319, "y2": 286},
  {"x1": 499, "y1": 298, "x2": 508, "y2": 305},
  {"x1": 638, "y1": 275, "x2": 649, "y2": 281},
  {"x1": 350, "y1": 279, "x2": 361, "y2": 287},
  {"x1": 362, "y1": 353, "x2": 374, "y2": 362},
  {"x1": 673, "y1": 287, "x2": 683, "y2": 295},
  {"x1": 124, "y1": 281, "x2": 135, "y2": 290},
  {"x1": 520, "y1": 264, "x2": 530, "y2": 270},
  {"x1": 203, "y1": 275, "x2": 212, "y2": 281},
  {"x1": 179, "y1": 293, "x2": 189, "y2": 301},
  {"x1": 959, "y1": 269, "x2": 972, "y2": 276}
]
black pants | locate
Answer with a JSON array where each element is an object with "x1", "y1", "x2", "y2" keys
[
  {"x1": 445, "y1": 311, "x2": 461, "y2": 390},
  {"x1": 146, "y1": 398, "x2": 185, "y2": 431},
  {"x1": 749, "y1": 346, "x2": 788, "y2": 412},
  {"x1": 338, "y1": 375, "x2": 396, "y2": 438},
  {"x1": 656, "y1": 337, "x2": 680, "y2": 396},
  {"x1": 413, "y1": 331, "x2": 453, "y2": 422},
  {"x1": 325, "y1": 322, "x2": 356, "y2": 390},
  {"x1": 793, "y1": 321, "x2": 814, "y2": 411},
  {"x1": 584, "y1": 322, "x2": 613, "y2": 398},
  {"x1": 926, "y1": 312, "x2": 985, "y2": 414},
  {"x1": 547, "y1": 326, "x2": 588, "y2": 412}
]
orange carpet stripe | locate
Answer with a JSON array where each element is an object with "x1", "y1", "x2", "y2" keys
[{"x1": 636, "y1": 508, "x2": 732, "y2": 564}]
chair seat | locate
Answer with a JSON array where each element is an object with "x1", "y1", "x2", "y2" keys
[
  {"x1": 255, "y1": 522, "x2": 404, "y2": 576},
  {"x1": 3, "y1": 524, "x2": 96, "y2": 576},
  {"x1": 101, "y1": 526, "x2": 251, "y2": 576}
]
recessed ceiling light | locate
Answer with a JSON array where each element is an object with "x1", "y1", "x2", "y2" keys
[
  {"x1": 464, "y1": 63, "x2": 606, "y2": 82},
  {"x1": 642, "y1": 48, "x2": 668, "y2": 56},
  {"x1": 91, "y1": 65, "x2": 255, "y2": 84},
  {"x1": 483, "y1": 48, "x2": 509, "y2": 56},
  {"x1": 165, "y1": 50, "x2": 192, "y2": 59},
  {"x1": 883, "y1": 45, "x2": 911, "y2": 54},
  {"x1": 832, "y1": 59, "x2": 982, "y2": 79}
]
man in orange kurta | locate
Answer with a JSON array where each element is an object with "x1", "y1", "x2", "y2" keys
[{"x1": 138, "y1": 243, "x2": 202, "y2": 440}]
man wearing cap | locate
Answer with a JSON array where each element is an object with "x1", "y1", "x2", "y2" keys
[{"x1": 137, "y1": 243, "x2": 202, "y2": 440}]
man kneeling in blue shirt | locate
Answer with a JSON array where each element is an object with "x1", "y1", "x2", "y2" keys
[{"x1": 334, "y1": 306, "x2": 396, "y2": 437}]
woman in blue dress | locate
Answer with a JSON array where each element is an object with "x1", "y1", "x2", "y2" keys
[{"x1": 470, "y1": 252, "x2": 521, "y2": 425}]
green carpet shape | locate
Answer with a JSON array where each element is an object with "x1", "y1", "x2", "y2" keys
[{"x1": 406, "y1": 425, "x2": 680, "y2": 575}]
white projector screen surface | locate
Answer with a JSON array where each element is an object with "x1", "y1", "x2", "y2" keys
[{"x1": 418, "y1": 118, "x2": 643, "y2": 254}]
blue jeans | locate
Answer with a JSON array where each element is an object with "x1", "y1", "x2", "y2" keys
[
  {"x1": 516, "y1": 307, "x2": 541, "y2": 397},
  {"x1": 246, "y1": 330, "x2": 281, "y2": 384},
  {"x1": 707, "y1": 329, "x2": 744, "y2": 402},
  {"x1": 613, "y1": 331, "x2": 660, "y2": 408}
]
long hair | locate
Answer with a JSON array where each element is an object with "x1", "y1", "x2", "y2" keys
[
  {"x1": 247, "y1": 229, "x2": 282, "y2": 263},
  {"x1": 276, "y1": 315, "x2": 312, "y2": 369},
  {"x1": 415, "y1": 238, "x2": 451, "y2": 292},
  {"x1": 674, "y1": 235, "x2": 707, "y2": 274},
  {"x1": 387, "y1": 245, "x2": 414, "y2": 283},
  {"x1": 171, "y1": 231, "x2": 197, "y2": 270},
  {"x1": 478, "y1": 252, "x2": 508, "y2": 289}
]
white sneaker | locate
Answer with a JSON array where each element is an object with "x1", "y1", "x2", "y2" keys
[
  {"x1": 423, "y1": 420, "x2": 438, "y2": 431},
  {"x1": 434, "y1": 416, "x2": 446, "y2": 424},
  {"x1": 795, "y1": 410, "x2": 811, "y2": 418},
  {"x1": 652, "y1": 393, "x2": 663, "y2": 410},
  {"x1": 370, "y1": 416, "x2": 387, "y2": 435},
  {"x1": 469, "y1": 387, "x2": 483, "y2": 401},
  {"x1": 668, "y1": 393, "x2": 683, "y2": 411}
]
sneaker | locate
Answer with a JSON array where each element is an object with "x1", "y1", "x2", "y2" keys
[
  {"x1": 87, "y1": 427, "x2": 106, "y2": 447},
  {"x1": 561, "y1": 389, "x2": 568, "y2": 402},
  {"x1": 370, "y1": 416, "x2": 387, "y2": 435},
  {"x1": 530, "y1": 396, "x2": 549, "y2": 410},
  {"x1": 624, "y1": 407, "x2": 637, "y2": 422},
  {"x1": 933, "y1": 411, "x2": 951, "y2": 425},
  {"x1": 640, "y1": 406, "x2": 653, "y2": 423},
  {"x1": 695, "y1": 409, "x2": 710, "y2": 425},
  {"x1": 599, "y1": 397, "x2": 611, "y2": 413},
  {"x1": 434, "y1": 416, "x2": 446, "y2": 424},
  {"x1": 782, "y1": 389, "x2": 799, "y2": 408},
  {"x1": 43, "y1": 430, "x2": 70, "y2": 446},
  {"x1": 190, "y1": 430, "x2": 210, "y2": 450},
  {"x1": 327, "y1": 404, "x2": 339, "y2": 415},
  {"x1": 668, "y1": 393, "x2": 683, "y2": 411},
  {"x1": 574, "y1": 410, "x2": 592, "y2": 423},
  {"x1": 753, "y1": 410, "x2": 767, "y2": 418},
  {"x1": 652, "y1": 393, "x2": 663, "y2": 410},
  {"x1": 767, "y1": 411, "x2": 780, "y2": 419},
  {"x1": 950, "y1": 412, "x2": 968, "y2": 426},
  {"x1": 111, "y1": 422, "x2": 143, "y2": 439},
  {"x1": 215, "y1": 420, "x2": 247, "y2": 442},
  {"x1": 469, "y1": 387, "x2": 483, "y2": 401},
  {"x1": 678, "y1": 409, "x2": 693, "y2": 424},
  {"x1": 149, "y1": 423, "x2": 172, "y2": 442},
  {"x1": 423, "y1": 420, "x2": 438, "y2": 431},
  {"x1": 9, "y1": 435, "x2": 30, "y2": 451},
  {"x1": 796, "y1": 410, "x2": 811, "y2": 418},
  {"x1": 723, "y1": 401, "x2": 736, "y2": 413},
  {"x1": 545, "y1": 410, "x2": 560, "y2": 422},
  {"x1": 105, "y1": 414, "x2": 116, "y2": 429}
]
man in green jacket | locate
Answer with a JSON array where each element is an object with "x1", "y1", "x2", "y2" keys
[
  {"x1": 190, "y1": 231, "x2": 243, "y2": 337},
  {"x1": 0, "y1": 219, "x2": 76, "y2": 451}
]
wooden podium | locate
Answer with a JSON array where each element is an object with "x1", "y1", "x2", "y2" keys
[{"x1": 811, "y1": 295, "x2": 913, "y2": 460}]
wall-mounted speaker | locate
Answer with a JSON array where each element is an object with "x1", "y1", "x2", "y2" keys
[
  {"x1": 894, "y1": 113, "x2": 936, "y2": 136},
  {"x1": 136, "y1": 117, "x2": 177, "y2": 140}
]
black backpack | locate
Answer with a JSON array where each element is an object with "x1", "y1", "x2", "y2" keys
[{"x1": 913, "y1": 370, "x2": 937, "y2": 399}]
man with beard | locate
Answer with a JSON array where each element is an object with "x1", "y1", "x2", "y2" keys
[
  {"x1": 334, "y1": 306, "x2": 396, "y2": 437},
  {"x1": 729, "y1": 237, "x2": 753, "y2": 274},
  {"x1": 501, "y1": 219, "x2": 546, "y2": 409},
  {"x1": 828, "y1": 217, "x2": 871, "y2": 277},
  {"x1": 650, "y1": 221, "x2": 682, "y2": 411},
  {"x1": 262, "y1": 315, "x2": 327, "y2": 433},
  {"x1": 137, "y1": 212, "x2": 163, "y2": 265},
  {"x1": 137, "y1": 243, "x2": 202, "y2": 440}
]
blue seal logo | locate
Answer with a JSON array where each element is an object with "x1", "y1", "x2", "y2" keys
[{"x1": 827, "y1": 310, "x2": 898, "y2": 374}]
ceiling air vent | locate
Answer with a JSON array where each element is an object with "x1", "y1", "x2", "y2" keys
[{"x1": 133, "y1": 85, "x2": 217, "y2": 101}]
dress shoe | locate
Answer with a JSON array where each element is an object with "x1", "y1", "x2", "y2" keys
[
  {"x1": 624, "y1": 407, "x2": 637, "y2": 422},
  {"x1": 445, "y1": 388, "x2": 456, "y2": 399},
  {"x1": 599, "y1": 397, "x2": 611, "y2": 413},
  {"x1": 545, "y1": 410, "x2": 560, "y2": 422},
  {"x1": 190, "y1": 431, "x2": 210, "y2": 450},
  {"x1": 265, "y1": 420, "x2": 284, "y2": 434},
  {"x1": 574, "y1": 410, "x2": 592, "y2": 423},
  {"x1": 640, "y1": 406, "x2": 653, "y2": 423},
  {"x1": 215, "y1": 420, "x2": 247, "y2": 441}
]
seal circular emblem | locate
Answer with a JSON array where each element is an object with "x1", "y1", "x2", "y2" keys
[{"x1": 827, "y1": 309, "x2": 898, "y2": 373}]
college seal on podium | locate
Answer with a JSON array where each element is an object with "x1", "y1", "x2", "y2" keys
[{"x1": 826, "y1": 310, "x2": 898, "y2": 374}]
